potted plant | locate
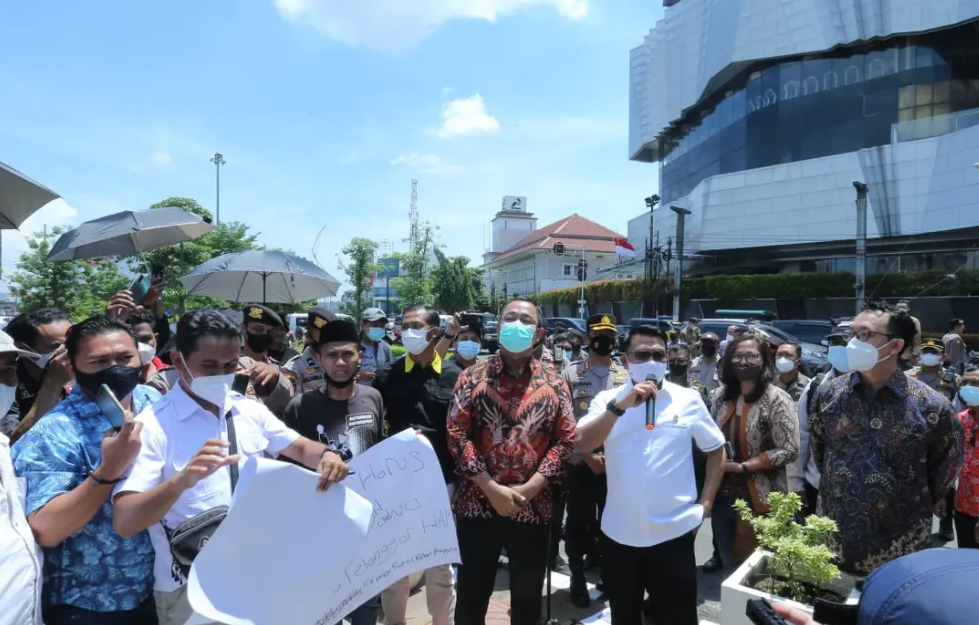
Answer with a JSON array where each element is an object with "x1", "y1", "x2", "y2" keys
[{"x1": 719, "y1": 492, "x2": 861, "y2": 625}]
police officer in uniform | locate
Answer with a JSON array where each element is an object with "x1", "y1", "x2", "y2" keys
[
  {"x1": 908, "y1": 337, "x2": 960, "y2": 542},
  {"x1": 283, "y1": 307, "x2": 338, "y2": 394},
  {"x1": 237, "y1": 304, "x2": 295, "y2": 415},
  {"x1": 561, "y1": 313, "x2": 629, "y2": 608}
]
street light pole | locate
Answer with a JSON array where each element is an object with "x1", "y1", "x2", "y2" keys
[
  {"x1": 853, "y1": 181, "x2": 869, "y2": 314},
  {"x1": 210, "y1": 153, "x2": 226, "y2": 225},
  {"x1": 670, "y1": 206, "x2": 692, "y2": 321},
  {"x1": 644, "y1": 194, "x2": 660, "y2": 318}
]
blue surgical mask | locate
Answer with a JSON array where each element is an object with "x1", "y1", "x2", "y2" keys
[
  {"x1": 827, "y1": 345, "x2": 850, "y2": 373},
  {"x1": 563, "y1": 350, "x2": 573, "y2": 362},
  {"x1": 500, "y1": 321, "x2": 536, "y2": 354},
  {"x1": 961, "y1": 386, "x2": 979, "y2": 407},
  {"x1": 456, "y1": 340, "x2": 481, "y2": 361},
  {"x1": 367, "y1": 327, "x2": 386, "y2": 342}
]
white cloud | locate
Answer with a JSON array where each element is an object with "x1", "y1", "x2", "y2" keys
[
  {"x1": 2, "y1": 199, "x2": 79, "y2": 275},
  {"x1": 434, "y1": 94, "x2": 500, "y2": 139},
  {"x1": 390, "y1": 153, "x2": 463, "y2": 175},
  {"x1": 150, "y1": 151, "x2": 172, "y2": 168},
  {"x1": 274, "y1": 0, "x2": 589, "y2": 51}
]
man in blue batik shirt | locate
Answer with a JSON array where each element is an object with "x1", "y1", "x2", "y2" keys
[{"x1": 13, "y1": 316, "x2": 160, "y2": 625}]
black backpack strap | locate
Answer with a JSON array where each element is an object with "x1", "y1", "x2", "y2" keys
[{"x1": 226, "y1": 409, "x2": 239, "y2": 493}]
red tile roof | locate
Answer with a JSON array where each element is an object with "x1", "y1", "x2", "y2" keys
[{"x1": 491, "y1": 214, "x2": 624, "y2": 262}]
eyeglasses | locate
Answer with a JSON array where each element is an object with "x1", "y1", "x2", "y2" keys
[
  {"x1": 730, "y1": 353, "x2": 763, "y2": 365},
  {"x1": 851, "y1": 329, "x2": 893, "y2": 343},
  {"x1": 629, "y1": 349, "x2": 667, "y2": 363}
]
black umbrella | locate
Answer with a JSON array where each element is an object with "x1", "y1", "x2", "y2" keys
[{"x1": 46, "y1": 207, "x2": 215, "y2": 261}]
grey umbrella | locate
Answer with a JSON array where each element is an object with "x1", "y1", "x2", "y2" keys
[
  {"x1": 0, "y1": 160, "x2": 60, "y2": 229},
  {"x1": 179, "y1": 250, "x2": 341, "y2": 304},
  {"x1": 46, "y1": 207, "x2": 216, "y2": 261}
]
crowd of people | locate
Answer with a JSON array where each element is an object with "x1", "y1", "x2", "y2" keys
[{"x1": 0, "y1": 284, "x2": 973, "y2": 625}]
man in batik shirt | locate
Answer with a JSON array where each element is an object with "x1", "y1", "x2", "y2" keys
[{"x1": 810, "y1": 301, "x2": 962, "y2": 575}]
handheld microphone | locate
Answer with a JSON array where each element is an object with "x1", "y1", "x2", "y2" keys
[{"x1": 645, "y1": 373, "x2": 659, "y2": 430}]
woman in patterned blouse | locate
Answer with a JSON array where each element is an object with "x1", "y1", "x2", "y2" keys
[{"x1": 709, "y1": 333, "x2": 800, "y2": 569}]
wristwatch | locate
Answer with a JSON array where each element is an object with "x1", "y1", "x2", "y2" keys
[
  {"x1": 606, "y1": 399, "x2": 626, "y2": 417},
  {"x1": 440, "y1": 330, "x2": 456, "y2": 340}
]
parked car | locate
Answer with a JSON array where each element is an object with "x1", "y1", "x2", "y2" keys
[
  {"x1": 547, "y1": 317, "x2": 588, "y2": 336},
  {"x1": 461, "y1": 311, "x2": 499, "y2": 353},
  {"x1": 698, "y1": 318, "x2": 828, "y2": 377},
  {"x1": 771, "y1": 320, "x2": 835, "y2": 346}
]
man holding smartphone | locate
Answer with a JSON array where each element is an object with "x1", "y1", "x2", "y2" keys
[
  {"x1": 112, "y1": 309, "x2": 351, "y2": 625},
  {"x1": 12, "y1": 316, "x2": 161, "y2": 625}
]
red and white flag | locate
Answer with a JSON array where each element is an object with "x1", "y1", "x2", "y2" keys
[{"x1": 614, "y1": 237, "x2": 635, "y2": 258}]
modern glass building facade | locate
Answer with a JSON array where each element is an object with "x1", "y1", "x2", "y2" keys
[{"x1": 627, "y1": 0, "x2": 979, "y2": 273}]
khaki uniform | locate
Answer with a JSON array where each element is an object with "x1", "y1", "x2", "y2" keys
[
  {"x1": 667, "y1": 374, "x2": 711, "y2": 407},
  {"x1": 908, "y1": 366, "x2": 960, "y2": 402},
  {"x1": 282, "y1": 347, "x2": 326, "y2": 394},
  {"x1": 237, "y1": 355, "x2": 294, "y2": 415},
  {"x1": 679, "y1": 326, "x2": 702, "y2": 358},
  {"x1": 690, "y1": 356, "x2": 720, "y2": 395}
]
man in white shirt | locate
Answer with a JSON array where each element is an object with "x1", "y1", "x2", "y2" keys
[
  {"x1": 0, "y1": 330, "x2": 44, "y2": 625},
  {"x1": 576, "y1": 325, "x2": 726, "y2": 625},
  {"x1": 112, "y1": 309, "x2": 351, "y2": 625}
]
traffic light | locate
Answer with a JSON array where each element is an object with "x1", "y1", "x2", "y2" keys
[{"x1": 576, "y1": 259, "x2": 588, "y2": 282}]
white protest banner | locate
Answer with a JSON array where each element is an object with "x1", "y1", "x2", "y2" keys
[
  {"x1": 187, "y1": 457, "x2": 374, "y2": 625},
  {"x1": 317, "y1": 429, "x2": 460, "y2": 625},
  {"x1": 188, "y1": 429, "x2": 459, "y2": 625}
]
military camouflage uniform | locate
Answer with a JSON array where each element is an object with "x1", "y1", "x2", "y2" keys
[
  {"x1": 775, "y1": 373, "x2": 812, "y2": 404},
  {"x1": 678, "y1": 326, "x2": 702, "y2": 358}
]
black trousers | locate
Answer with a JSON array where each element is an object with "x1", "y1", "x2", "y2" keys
[
  {"x1": 801, "y1": 481, "x2": 819, "y2": 519},
  {"x1": 602, "y1": 531, "x2": 699, "y2": 625},
  {"x1": 565, "y1": 463, "x2": 607, "y2": 572},
  {"x1": 940, "y1": 488, "x2": 956, "y2": 533},
  {"x1": 456, "y1": 516, "x2": 550, "y2": 625},
  {"x1": 955, "y1": 510, "x2": 979, "y2": 549},
  {"x1": 44, "y1": 596, "x2": 158, "y2": 625}
]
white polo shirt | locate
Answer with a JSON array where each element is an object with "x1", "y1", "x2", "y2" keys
[
  {"x1": 115, "y1": 385, "x2": 300, "y2": 592},
  {"x1": 0, "y1": 434, "x2": 42, "y2": 625},
  {"x1": 580, "y1": 380, "x2": 725, "y2": 548}
]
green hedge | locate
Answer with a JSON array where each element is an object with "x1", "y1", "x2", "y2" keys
[{"x1": 532, "y1": 270, "x2": 979, "y2": 306}]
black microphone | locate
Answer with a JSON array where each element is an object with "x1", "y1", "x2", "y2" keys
[{"x1": 645, "y1": 373, "x2": 659, "y2": 431}]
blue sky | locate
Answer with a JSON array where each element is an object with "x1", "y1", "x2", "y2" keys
[{"x1": 0, "y1": 0, "x2": 664, "y2": 294}]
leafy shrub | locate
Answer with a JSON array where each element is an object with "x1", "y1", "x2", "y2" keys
[{"x1": 734, "y1": 492, "x2": 840, "y2": 604}]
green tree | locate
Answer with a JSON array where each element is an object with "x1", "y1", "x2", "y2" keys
[
  {"x1": 391, "y1": 221, "x2": 437, "y2": 308},
  {"x1": 132, "y1": 198, "x2": 259, "y2": 314},
  {"x1": 338, "y1": 238, "x2": 380, "y2": 318},
  {"x1": 431, "y1": 250, "x2": 473, "y2": 313},
  {"x1": 10, "y1": 226, "x2": 129, "y2": 319},
  {"x1": 469, "y1": 266, "x2": 490, "y2": 312}
]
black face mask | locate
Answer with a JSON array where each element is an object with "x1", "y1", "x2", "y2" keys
[
  {"x1": 324, "y1": 363, "x2": 359, "y2": 390},
  {"x1": 76, "y1": 364, "x2": 143, "y2": 400},
  {"x1": 591, "y1": 336, "x2": 616, "y2": 357},
  {"x1": 246, "y1": 332, "x2": 273, "y2": 354},
  {"x1": 701, "y1": 344, "x2": 718, "y2": 358},
  {"x1": 734, "y1": 363, "x2": 763, "y2": 381},
  {"x1": 669, "y1": 362, "x2": 689, "y2": 379}
]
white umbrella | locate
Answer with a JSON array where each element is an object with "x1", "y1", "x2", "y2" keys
[{"x1": 180, "y1": 250, "x2": 341, "y2": 304}]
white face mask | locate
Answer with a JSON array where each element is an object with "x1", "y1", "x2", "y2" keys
[
  {"x1": 138, "y1": 343, "x2": 156, "y2": 367},
  {"x1": 179, "y1": 353, "x2": 234, "y2": 410},
  {"x1": 920, "y1": 353, "x2": 942, "y2": 367},
  {"x1": 627, "y1": 360, "x2": 667, "y2": 385},
  {"x1": 775, "y1": 357, "x2": 797, "y2": 374},
  {"x1": 846, "y1": 337, "x2": 895, "y2": 373},
  {"x1": 725, "y1": 334, "x2": 735, "y2": 342},
  {"x1": 402, "y1": 328, "x2": 432, "y2": 356},
  {"x1": 0, "y1": 384, "x2": 16, "y2": 418}
]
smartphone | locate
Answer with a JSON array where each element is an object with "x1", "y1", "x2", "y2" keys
[
  {"x1": 724, "y1": 441, "x2": 735, "y2": 461},
  {"x1": 96, "y1": 385, "x2": 127, "y2": 430},
  {"x1": 461, "y1": 314, "x2": 481, "y2": 329},
  {"x1": 232, "y1": 373, "x2": 250, "y2": 395},
  {"x1": 129, "y1": 274, "x2": 152, "y2": 304}
]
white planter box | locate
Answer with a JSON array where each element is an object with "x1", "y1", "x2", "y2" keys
[{"x1": 720, "y1": 550, "x2": 860, "y2": 625}]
